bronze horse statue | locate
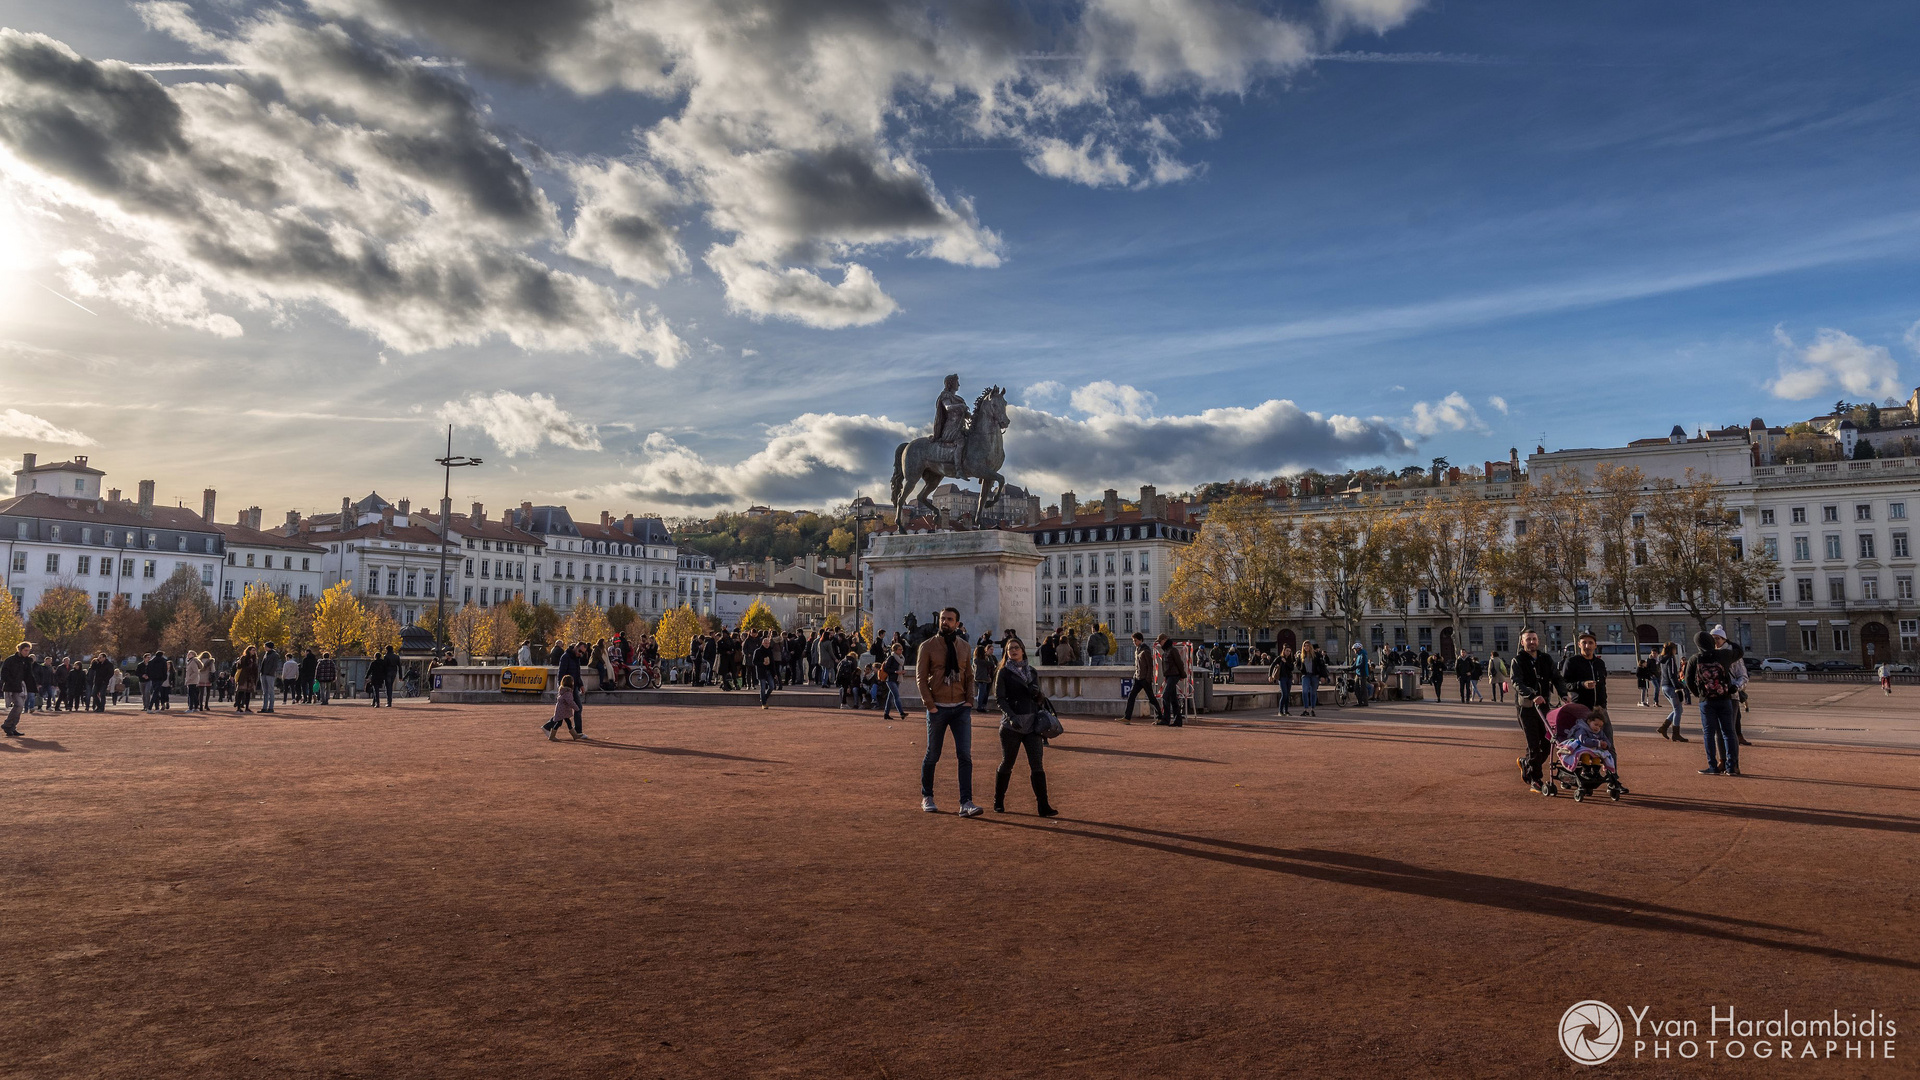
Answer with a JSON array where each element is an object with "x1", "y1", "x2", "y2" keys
[{"x1": 890, "y1": 386, "x2": 1008, "y2": 529}]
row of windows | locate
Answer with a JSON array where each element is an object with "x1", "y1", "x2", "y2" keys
[
  {"x1": 1041, "y1": 551, "x2": 1152, "y2": 578},
  {"x1": 15, "y1": 552, "x2": 221, "y2": 586},
  {"x1": 1764, "y1": 532, "x2": 1912, "y2": 562},
  {"x1": 549, "y1": 560, "x2": 671, "y2": 585},
  {"x1": 1042, "y1": 581, "x2": 1152, "y2": 607},
  {"x1": 227, "y1": 551, "x2": 313, "y2": 571},
  {"x1": 10, "y1": 521, "x2": 220, "y2": 554},
  {"x1": 1039, "y1": 610, "x2": 1153, "y2": 633},
  {"x1": 1761, "y1": 501, "x2": 1909, "y2": 526},
  {"x1": 1038, "y1": 525, "x2": 1189, "y2": 544},
  {"x1": 1770, "y1": 575, "x2": 1916, "y2": 604}
]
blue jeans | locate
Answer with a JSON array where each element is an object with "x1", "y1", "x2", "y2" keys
[
  {"x1": 260, "y1": 679, "x2": 276, "y2": 711},
  {"x1": 758, "y1": 675, "x2": 776, "y2": 705},
  {"x1": 884, "y1": 682, "x2": 904, "y2": 716},
  {"x1": 1700, "y1": 698, "x2": 1738, "y2": 772},
  {"x1": 1300, "y1": 677, "x2": 1318, "y2": 710},
  {"x1": 1275, "y1": 675, "x2": 1292, "y2": 712},
  {"x1": 921, "y1": 704, "x2": 974, "y2": 803},
  {"x1": 1661, "y1": 682, "x2": 1682, "y2": 731}
]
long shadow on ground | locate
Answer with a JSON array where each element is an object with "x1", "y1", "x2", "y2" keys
[{"x1": 984, "y1": 818, "x2": 1920, "y2": 971}]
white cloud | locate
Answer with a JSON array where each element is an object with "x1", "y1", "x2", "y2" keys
[
  {"x1": 0, "y1": 408, "x2": 96, "y2": 446},
  {"x1": 585, "y1": 388, "x2": 1411, "y2": 509},
  {"x1": 1768, "y1": 327, "x2": 1903, "y2": 401},
  {"x1": 1023, "y1": 380, "x2": 1066, "y2": 406},
  {"x1": 1069, "y1": 380, "x2": 1157, "y2": 419},
  {"x1": 1405, "y1": 392, "x2": 1488, "y2": 437},
  {"x1": 1487, "y1": 395, "x2": 1509, "y2": 415},
  {"x1": 2, "y1": 1, "x2": 1429, "y2": 345},
  {"x1": 438, "y1": 391, "x2": 601, "y2": 456},
  {"x1": 1904, "y1": 319, "x2": 1920, "y2": 354},
  {"x1": 0, "y1": 22, "x2": 682, "y2": 365},
  {"x1": 597, "y1": 413, "x2": 918, "y2": 508}
]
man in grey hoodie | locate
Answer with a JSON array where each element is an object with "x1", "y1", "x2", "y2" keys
[{"x1": 259, "y1": 642, "x2": 281, "y2": 713}]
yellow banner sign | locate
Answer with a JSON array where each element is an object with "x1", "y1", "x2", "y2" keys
[{"x1": 500, "y1": 667, "x2": 549, "y2": 693}]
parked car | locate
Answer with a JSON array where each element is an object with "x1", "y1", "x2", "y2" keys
[
  {"x1": 1756, "y1": 657, "x2": 1806, "y2": 672},
  {"x1": 1884, "y1": 662, "x2": 1916, "y2": 674},
  {"x1": 1809, "y1": 660, "x2": 1860, "y2": 672}
]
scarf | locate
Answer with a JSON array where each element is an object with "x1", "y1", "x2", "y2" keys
[
  {"x1": 939, "y1": 628, "x2": 960, "y2": 680},
  {"x1": 1005, "y1": 659, "x2": 1034, "y2": 686}
]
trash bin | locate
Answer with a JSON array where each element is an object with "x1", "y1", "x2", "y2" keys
[{"x1": 1398, "y1": 670, "x2": 1419, "y2": 700}]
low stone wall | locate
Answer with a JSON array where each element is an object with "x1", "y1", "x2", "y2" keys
[{"x1": 430, "y1": 666, "x2": 601, "y2": 704}]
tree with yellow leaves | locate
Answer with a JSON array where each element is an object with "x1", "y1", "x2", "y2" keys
[
  {"x1": 0, "y1": 588, "x2": 24, "y2": 650},
  {"x1": 445, "y1": 603, "x2": 493, "y2": 661},
  {"x1": 739, "y1": 599, "x2": 780, "y2": 633},
  {"x1": 361, "y1": 603, "x2": 402, "y2": 655},
  {"x1": 564, "y1": 601, "x2": 612, "y2": 645},
  {"x1": 227, "y1": 583, "x2": 289, "y2": 650},
  {"x1": 310, "y1": 581, "x2": 365, "y2": 657},
  {"x1": 656, "y1": 604, "x2": 702, "y2": 661}
]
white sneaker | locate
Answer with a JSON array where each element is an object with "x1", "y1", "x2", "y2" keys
[
  {"x1": 921, "y1": 796, "x2": 939, "y2": 813},
  {"x1": 959, "y1": 802, "x2": 983, "y2": 818}
]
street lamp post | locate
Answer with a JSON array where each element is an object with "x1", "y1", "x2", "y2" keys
[
  {"x1": 433, "y1": 425, "x2": 483, "y2": 649},
  {"x1": 850, "y1": 498, "x2": 878, "y2": 639}
]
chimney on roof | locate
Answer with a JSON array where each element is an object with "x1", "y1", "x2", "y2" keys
[
  {"x1": 73, "y1": 455, "x2": 86, "y2": 468},
  {"x1": 107, "y1": 487, "x2": 120, "y2": 503},
  {"x1": 202, "y1": 488, "x2": 216, "y2": 523},
  {"x1": 1139, "y1": 484, "x2": 1158, "y2": 519},
  {"x1": 20, "y1": 453, "x2": 35, "y2": 473},
  {"x1": 137, "y1": 480, "x2": 155, "y2": 518},
  {"x1": 381, "y1": 505, "x2": 395, "y2": 533},
  {"x1": 622, "y1": 513, "x2": 634, "y2": 532},
  {"x1": 601, "y1": 510, "x2": 613, "y2": 526},
  {"x1": 520, "y1": 501, "x2": 534, "y2": 527},
  {"x1": 250, "y1": 507, "x2": 265, "y2": 530},
  {"x1": 1060, "y1": 492, "x2": 1077, "y2": 524},
  {"x1": 283, "y1": 509, "x2": 301, "y2": 537},
  {"x1": 340, "y1": 496, "x2": 352, "y2": 526},
  {"x1": 1102, "y1": 488, "x2": 1119, "y2": 521},
  {"x1": 471, "y1": 501, "x2": 485, "y2": 523},
  {"x1": 396, "y1": 498, "x2": 409, "y2": 517}
]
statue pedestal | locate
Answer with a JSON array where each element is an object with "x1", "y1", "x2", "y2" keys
[{"x1": 866, "y1": 531, "x2": 1043, "y2": 645}]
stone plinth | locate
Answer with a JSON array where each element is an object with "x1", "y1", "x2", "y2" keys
[{"x1": 865, "y1": 530, "x2": 1044, "y2": 645}]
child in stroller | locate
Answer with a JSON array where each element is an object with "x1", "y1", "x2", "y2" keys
[{"x1": 1542, "y1": 702, "x2": 1628, "y2": 802}]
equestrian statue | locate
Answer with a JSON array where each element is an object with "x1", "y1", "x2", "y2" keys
[{"x1": 890, "y1": 374, "x2": 1009, "y2": 529}]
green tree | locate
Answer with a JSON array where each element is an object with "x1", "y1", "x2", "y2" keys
[
  {"x1": 29, "y1": 585, "x2": 95, "y2": 656},
  {"x1": 606, "y1": 602, "x2": 639, "y2": 636}
]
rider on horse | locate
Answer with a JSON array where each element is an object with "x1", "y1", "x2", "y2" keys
[{"x1": 932, "y1": 374, "x2": 970, "y2": 466}]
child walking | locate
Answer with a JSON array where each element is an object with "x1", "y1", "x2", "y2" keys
[{"x1": 544, "y1": 675, "x2": 582, "y2": 741}]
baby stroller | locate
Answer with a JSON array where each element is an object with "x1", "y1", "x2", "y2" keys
[{"x1": 1543, "y1": 703, "x2": 1628, "y2": 802}]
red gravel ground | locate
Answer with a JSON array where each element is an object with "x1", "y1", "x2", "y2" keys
[{"x1": 3, "y1": 696, "x2": 1916, "y2": 1078}]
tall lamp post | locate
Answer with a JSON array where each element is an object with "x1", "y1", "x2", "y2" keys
[
  {"x1": 433, "y1": 425, "x2": 483, "y2": 649},
  {"x1": 849, "y1": 497, "x2": 878, "y2": 640}
]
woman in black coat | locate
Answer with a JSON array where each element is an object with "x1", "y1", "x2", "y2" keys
[{"x1": 993, "y1": 639, "x2": 1058, "y2": 817}]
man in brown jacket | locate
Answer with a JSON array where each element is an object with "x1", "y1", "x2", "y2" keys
[
  {"x1": 916, "y1": 606, "x2": 981, "y2": 817},
  {"x1": 1122, "y1": 631, "x2": 1162, "y2": 724}
]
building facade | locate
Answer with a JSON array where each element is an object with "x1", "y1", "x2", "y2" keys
[
  {"x1": 713, "y1": 579, "x2": 825, "y2": 629},
  {"x1": 1017, "y1": 486, "x2": 1196, "y2": 644}
]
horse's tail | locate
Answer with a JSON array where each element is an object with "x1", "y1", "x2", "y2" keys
[{"x1": 890, "y1": 442, "x2": 909, "y2": 506}]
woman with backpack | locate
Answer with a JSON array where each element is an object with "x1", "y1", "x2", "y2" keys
[
  {"x1": 1686, "y1": 631, "x2": 1741, "y2": 775},
  {"x1": 992, "y1": 638, "x2": 1058, "y2": 817}
]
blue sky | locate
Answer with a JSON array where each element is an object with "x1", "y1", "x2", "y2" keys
[{"x1": 0, "y1": 0, "x2": 1915, "y2": 517}]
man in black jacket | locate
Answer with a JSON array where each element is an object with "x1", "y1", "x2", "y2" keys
[
  {"x1": 2, "y1": 641, "x2": 34, "y2": 735},
  {"x1": 1508, "y1": 629, "x2": 1567, "y2": 793},
  {"x1": 89, "y1": 653, "x2": 115, "y2": 712}
]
